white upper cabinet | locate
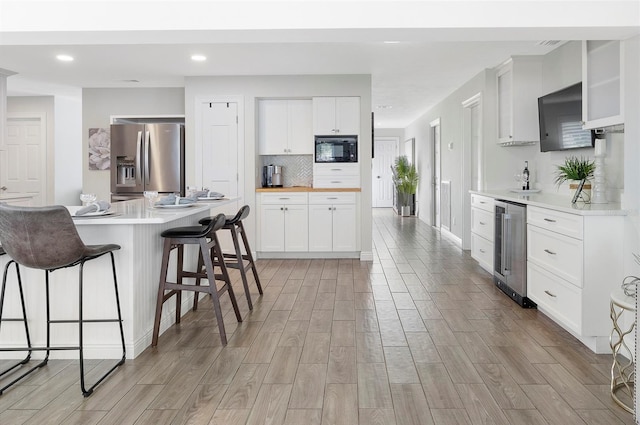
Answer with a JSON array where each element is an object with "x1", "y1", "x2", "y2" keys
[
  {"x1": 313, "y1": 97, "x2": 360, "y2": 135},
  {"x1": 582, "y1": 40, "x2": 623, "y2": 129},
  {"x1": 495, "y1": 57, "x2": 543, "y2": 146},
  {"x1": 258, "y1": 99, "x2": 313, "y2": 155}
]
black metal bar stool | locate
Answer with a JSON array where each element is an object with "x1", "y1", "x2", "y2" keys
[
  {"x1": 0, "y1": 204, "x2": 126, "y2": 397},
  {"x1": 198, "y1": 205, "x2": 263, "y2": 310},
  {"x1": 151, "y1": 213, "x2": 242, "y2": 346}
]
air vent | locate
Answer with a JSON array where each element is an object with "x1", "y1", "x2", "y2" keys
[{"x1": 537, "y1": 40, "x2": 562, "y2": 47}]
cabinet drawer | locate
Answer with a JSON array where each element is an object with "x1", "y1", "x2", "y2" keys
[
  {"x1": 528, "y1": 262, "x2": 581, "y2": 334},
  {"x1": 527, "y1": 206, "x2": 583, "y2": 240},
  {"x1": 471, "y1": 208, "x2": 494, "y2": 241},
  {"x1": 471, "y1": 233, "x2": 494, "y2": 272},
  {"x1": 313, "y1": 175, "x2": 360, "y2": 189},
  {"x1": 260, "y1": 192, "x2": 308, "y2": 205},
  {"x1": 471, "y1": 194, "x2": 494, "y2": 213},
  {"x1": 314, "y1": 163, "x2": 360, "y2": 176},
  {"x1": 309, "y1": 192, "x2": 356, "y2": 204},
  {"x1": 528, "y1": 225, "x2": 583, "y2": 287}
]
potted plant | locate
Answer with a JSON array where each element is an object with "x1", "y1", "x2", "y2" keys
[
  {"x1": 392, "y1": 155, "x2": 419, "y2": 216},
  {"x1": 554, "y1": 156, "x2": 595, "y2": 201}
]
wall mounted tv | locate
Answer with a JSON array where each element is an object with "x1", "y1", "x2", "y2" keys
[{"x1": 538, "y1": 82, "x2": 594, "y2": 152}]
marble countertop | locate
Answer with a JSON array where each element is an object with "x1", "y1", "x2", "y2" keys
[
  {"x1": 470, "y1": 190, "x2": 628, "y2": 216},
  {"x1": 69, "y1": 197, "x2": 238, "y2": 225}
]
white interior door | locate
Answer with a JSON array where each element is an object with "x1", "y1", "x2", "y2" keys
[
  {"x1": 430, "y1": 119, "x2": 441, "y2": 228},
  {"x1": 372, "y1": 137, "x2": 397, "y2": 208},
  {"x1": 1, "y1": 115, "x2": 47, "y2": 205},
  {"x1": 201, "y1": 102, "x2": 238, "y2": 197}
]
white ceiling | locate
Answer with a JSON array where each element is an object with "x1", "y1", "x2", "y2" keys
[{"x1": 1, "y1": 1, "x2": 638, "y2": 128}]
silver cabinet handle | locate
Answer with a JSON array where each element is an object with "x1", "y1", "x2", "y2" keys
[
  {"x1": 136, "y1": 131, "x2": 143, "y2": 185},
  {"x1": 479, "y1": 249, "x2": 485, "y2": 253},
  {"x1": 544, "y1": 218, "x2": 556, "y2": 222},
  {"x1": 327, "y1": 197, "x2": 338, "y2": 200},
  {"x1": 284, "y1": 207, "x2": 288, "y2": 211},
  {"x1": 479, "y1": 201, "x2": 486, "y2": 204},
  {"x1": 544, "y1": 290, "x2": 557, "y2": 298},
  {"x1": 479, "y1": 221, "x2": 486, "y2": 225},
  {"x1": 328, "y1": 207, "x2": 332, "y2": 210},
  {"x1": 544, "y1": 249, "x2": 556, "y2": 255},
  {"x1": 280, "y1": 207, "x2": 284, "y2": 210},
  {"x1": 279, "y1": 197, "x2": 290, "y2": 200},
  {"x1": 331, "y1": 169, "x2": 342, "y2": 171},
  {"x1": 144, "y1": 131, "x2": 151, "y2": 184},
  {"x1": 331, "y1": 181, "x2": 341, "y2": 184}
]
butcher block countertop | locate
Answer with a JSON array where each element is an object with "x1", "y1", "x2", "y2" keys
[{"x1": 256, "y1": 187, "x2": 361, "y2": 193}]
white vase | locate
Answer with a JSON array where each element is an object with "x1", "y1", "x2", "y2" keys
[{"x1": 400, "y1": 205, "x2": 411, "y2": 216}]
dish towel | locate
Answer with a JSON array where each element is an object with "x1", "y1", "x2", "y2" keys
[
  {"x1": 76, "y1": 200, "x2": 111, "y2": 216},
  {"x1": 155, "y1": 194, "x2": 197, "y2": 206}
]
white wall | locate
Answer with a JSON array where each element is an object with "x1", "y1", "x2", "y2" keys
[
  {"x1": 82, "y1": 88, "x2": 185, "y2": 201},
  {"x1": 53, "y1": 95, "x2": 82, "y2": 205},
  {"x1": 184, "y1": 74, "x2": 373, "y2": 257}
]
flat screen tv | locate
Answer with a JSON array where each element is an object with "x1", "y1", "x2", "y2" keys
[{"x1": 538, "y1": 82, "x2": 594, "y2": 152}]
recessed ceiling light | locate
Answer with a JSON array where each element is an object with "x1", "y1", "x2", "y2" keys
[
  {"x1": 191, "y1": 54, "x2": 207, "y2": 62},
  {"x1": 383, "y1": 41, "x2": 400, "y2": 44},
  {"x1": 56, "y1": 54, "x2": 74, "y2": 62}
]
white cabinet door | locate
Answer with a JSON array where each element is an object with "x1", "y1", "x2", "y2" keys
[
  {"x1": 284, "y1": 204, "x2": 309, "y2": 251},
  {"x1": 335, "y1": 97, "x2": 360, "y2": 135},
  {"x1": 313, "y1": 97, "x2": 338, "y2": 135},
  {"x1": 308, "y1": 204, "x2": 333, "y2": 251},
  {"x1": 258, "y1": 100, "x2": 288, "y2": 155},
  {"x1": 260, "y1": 204, "x2": 286, "y2": 251},
  {"x1": 496, "y1": 65, "x2": 513, "y2": 144},
  {"x1": 313, "y1": 97, "x2": 360, "y2": 135},
  {"x1": 332, "y1": 204, "x2": 357, "y2": 251},
  {"x1": 582, "y1": 40, "x2": 623, "y2": 129},
  {"x1": 287, "y1": 100, "x2": 313, "y2": 154}
]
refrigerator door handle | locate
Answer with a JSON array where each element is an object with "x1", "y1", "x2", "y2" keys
[
  {"x1": 502, "y1": 213, "x2": 512, "y2": 275},
  {"x1": 144, "y1": 131, "x2": 150, "y2": 185},
  {"x1": 135, "y1": 131, "x2": 143, "y2": 186}
]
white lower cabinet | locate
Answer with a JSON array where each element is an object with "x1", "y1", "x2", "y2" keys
[
  {"x1": 526, "y1": 205, "x2": 624, "y2": 353},
  {"x1": 470, "y1": 194, "x2": 494, "y2": 273},
  {"x1": 258, "y1": 191, "x2": 357, "y2": 255},
  {"x1": 308, "y1": 193, "x2": 356, "y2": 252},
  {"x1": 259, "y1": 193, "x2": 308, "y2": 252}
]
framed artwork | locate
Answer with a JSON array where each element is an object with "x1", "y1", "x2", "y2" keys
[{"x1": 88, "y1": 127, "x2": 111, "y2": 170}]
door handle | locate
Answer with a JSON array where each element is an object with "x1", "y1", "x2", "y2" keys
[
  {"x1": 144, "y1": 131, "x2": 151, "y2": 184},
  {"x1": 136, "y1": 131, "x2": 142, "y2": 185},
  {"x1": 502, "y1": 213, "x2": 512, "y2": 275},
  {"x1": 0, "y1": 186, "x2": 6, "y2": 191}
]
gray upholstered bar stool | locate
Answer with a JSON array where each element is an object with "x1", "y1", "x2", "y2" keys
[
  {"x1": 0, "y1": 204, "x2": 126, "y2": 397},
  {"x1": 151, "y1": 213, "x2": 242, "y2": 346},
  {"x1": 198, "y1": 205, "x2": 263, "y2": 310}
]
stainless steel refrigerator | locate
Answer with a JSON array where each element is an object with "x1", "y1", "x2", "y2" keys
[
  {"x1": 493, "y1": 200, "x2": 535, "y2": 308},
  {"x1": 110, "y1": 123, "x2": 185, "y2": 201}
]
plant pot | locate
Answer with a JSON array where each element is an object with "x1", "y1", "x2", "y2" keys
[
  {"x1": 570, "y1": 180, "x2": 591, "y2": 203},
  {"x1": 400, "y1": 205, "x2": 411, "y2": 216}
]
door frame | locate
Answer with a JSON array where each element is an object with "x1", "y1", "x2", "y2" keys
[
  {"x1": 462, "y1": 92, "x2": 482, "y2": 251},
  {"x1": 429, "y1": 118, "x2": 441, "y2": 228}
]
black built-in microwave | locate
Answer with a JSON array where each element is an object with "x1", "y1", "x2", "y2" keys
[{"x1": 314, "y1": 136, "x2": 358, "y2": 163}]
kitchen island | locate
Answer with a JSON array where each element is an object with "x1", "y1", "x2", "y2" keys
[{"x1": 0, "y1": 198, "x2": 238, "y2": 359}]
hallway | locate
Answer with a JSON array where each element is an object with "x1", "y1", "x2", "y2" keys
[{"x1": 0, "y1": 209, "x2": 632, "y2": 424}]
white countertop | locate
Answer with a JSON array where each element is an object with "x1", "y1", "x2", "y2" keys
[
  {"x1": 470, "y1": 190, "x2": 628, "y2": 216},
  {"x1": 68, "y1": 197, "x2": 238, "y2": 225}
]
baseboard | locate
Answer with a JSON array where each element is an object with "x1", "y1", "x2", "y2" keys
[
  {"x1": 440, "y1": 227, "x2": 462, "y2": 248},
  {"x1": 360, "y1": 251, "x2": 374, "y2": 261},
  {"x1": 257, "y1": 252, "x2": 361, "y2": 259}
]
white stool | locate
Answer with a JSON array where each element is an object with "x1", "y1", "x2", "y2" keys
[{"x1": 609, "y1": 289, "x2": 636, "y2": 413}]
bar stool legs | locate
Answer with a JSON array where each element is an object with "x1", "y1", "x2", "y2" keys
[
  {"x1": 225, "y1": 219, "x2": 263, "y2": 310},
  {"x1": 152, "y1": 215, "x2": 242, "y2": 347}
]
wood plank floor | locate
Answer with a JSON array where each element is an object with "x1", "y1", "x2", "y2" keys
[{"x1": 0, "y1": 208, "x2": 634, "y2": 424}]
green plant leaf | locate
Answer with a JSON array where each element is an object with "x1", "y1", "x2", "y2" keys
[{"x1": 554, "y1": 156, "x2": 595, "y2": 187}]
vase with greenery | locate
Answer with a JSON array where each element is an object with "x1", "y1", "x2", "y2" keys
[
  {"x1": 554, "y1": 156, "x2": 595, "y2": 201},
  {"x1": 391, "y1": 155, "x2": 419, "y2": 215}
]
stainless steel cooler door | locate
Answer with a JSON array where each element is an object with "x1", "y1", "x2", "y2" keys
[
  {"x1": 144, "y1": 124, "x2": 184, "y2": 193},
  {"x1": 504, "y1": 203, "x2": 527, "y2": 296},
  {"x1": 111, "y1": 124, "x2": 145, "y2": 194}
]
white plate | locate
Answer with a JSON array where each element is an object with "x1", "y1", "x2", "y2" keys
[
  {"x1": 197, "y1": 196, "x2": 225, "y2": 201},
  {"x1": 510, "y1": 188, "x2": 541, "y2": 194},
  {"x1": 154, "y1": 203, "x2": 195, "y2": 209},
  {"x1": 73, "y1": 210, "x2": 115, "y2": 217}
]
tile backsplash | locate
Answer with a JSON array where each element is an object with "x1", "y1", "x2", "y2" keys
[{"x1": 259, "y1": 155, "x2": 313, "y2": 187}]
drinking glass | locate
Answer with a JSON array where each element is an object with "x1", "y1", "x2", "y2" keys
[
  {"x1": 80, "y1": 193, "x2": 96, "y2": 206},
  {"x1": 143, "y1": 190, "x2": 158, "y2": 208}
]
